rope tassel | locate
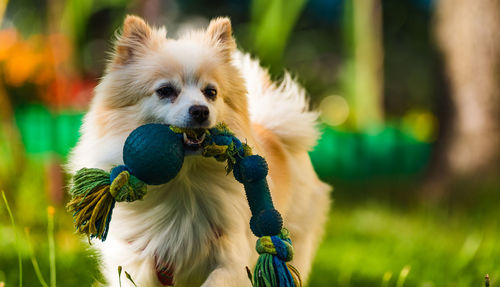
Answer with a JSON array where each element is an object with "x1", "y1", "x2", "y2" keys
[
  {"x1": 253, "y1": 229, "x2": 302, "y2": 287},
  {"x1": 67, "y1": 167, "x2": 146, "y2": 241}
]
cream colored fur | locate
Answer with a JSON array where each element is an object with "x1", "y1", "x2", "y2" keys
[{"x1": 68, "y1": 15, "x2": 330, "y2": 287}]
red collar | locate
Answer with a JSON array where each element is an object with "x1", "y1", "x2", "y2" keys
[
  {"x1": 127, "y1": 241, "x2": 175, "y2": 286},
  {"x1": 156, "y1": 261, "x2": 175, "y2": 286}
]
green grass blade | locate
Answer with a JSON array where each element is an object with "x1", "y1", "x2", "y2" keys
[
  {"x1": 118, "y1": 266, "x2": 122, "y2": 287},
  {"x1": 124, "y1": 271, "x2": 137, "y2": 287},
  {"x1": 396, "y1": 265, "x2": 411, "y2": 287},
  {"x1": 47, "y1": 206, "x2": 56, "y2": 287},
  {"x1": 2, "y1": 191, "x2": 22, "y2": 287},
  {"x1": 24, "y1": 228, "x2": 49, "y2": 287},
  {"x1": 381, "y1": 271, "x2": 392, "y2": 287}
]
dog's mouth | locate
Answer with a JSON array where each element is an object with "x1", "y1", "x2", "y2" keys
[{"x1": 182, "y1": 129, "x2": 206, "y2": 151}]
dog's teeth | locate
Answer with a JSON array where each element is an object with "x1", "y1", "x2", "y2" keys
[{"x1": 182, "y1": 131, "x2": 205, "y2": 146}]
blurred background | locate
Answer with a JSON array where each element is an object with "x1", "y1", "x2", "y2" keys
[{"x1": 0, "y1": 0, "x2": 499, "y2": 286}]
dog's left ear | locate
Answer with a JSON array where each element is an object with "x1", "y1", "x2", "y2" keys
[{"x1": 206, "y1": 17, "x2": 236, "y2": 59}]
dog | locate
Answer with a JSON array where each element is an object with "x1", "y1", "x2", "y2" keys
[{"x1": 68, "y1": 15, "x2": 331, "y2": 287}]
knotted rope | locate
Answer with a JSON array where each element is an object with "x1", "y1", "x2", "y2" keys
[
  {"x1": 67, "y1": 167, "x2": 146, "y2": 241},
  {"x1": 67, "y1": 123, "x2": 302, "y2": 286}
]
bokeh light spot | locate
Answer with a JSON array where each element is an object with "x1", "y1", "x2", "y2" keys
[
  {"x1": 320, "y1": 95, "x2": 350, "y2": 126},
  {"x1": 402, "y1": 110, "x2": 438, "y2": 142}
]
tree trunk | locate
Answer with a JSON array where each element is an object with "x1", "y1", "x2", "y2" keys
[{"x1": 428, "y1": 0, "x2": 500, "y2": 196}]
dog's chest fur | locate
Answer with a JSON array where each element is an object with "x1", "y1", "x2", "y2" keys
[{"x1": 107, "y1": 157, "x2": 250, "y2": 285}]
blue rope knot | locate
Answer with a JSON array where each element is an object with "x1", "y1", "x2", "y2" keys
[{"x1": 256, "y1": 229, "x2": 294, "y2": 262}]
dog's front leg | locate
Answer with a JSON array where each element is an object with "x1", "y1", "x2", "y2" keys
[
  {"x1": 201, "y1": 233, "x2": 255, "y2": 287},
  {"x1": 201, "y1": 264, "x2": 253, "y2": 287}
]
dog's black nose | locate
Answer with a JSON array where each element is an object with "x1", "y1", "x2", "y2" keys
[{"x1": 189, "y1": 105, "x2": 209, "y2": 124}]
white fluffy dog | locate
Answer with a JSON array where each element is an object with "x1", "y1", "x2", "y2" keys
[{"x1": 68, "y1": 15, "x2": 330, "y2": 287}]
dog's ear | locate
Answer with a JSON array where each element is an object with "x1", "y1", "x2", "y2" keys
[
  {"x1": 113, "y1": 15, "x2": 154, "y2": 65},
  {"x1": 206, "y1": 17, "x2": 236, "y2": 59}
]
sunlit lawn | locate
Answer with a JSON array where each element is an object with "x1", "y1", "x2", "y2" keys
[
  {"x1": 2, "y1": 190, "x2": 499, "y2": 287},
  {"x1": 310, "y1": 202, "x2": 500, "y2": 287}
]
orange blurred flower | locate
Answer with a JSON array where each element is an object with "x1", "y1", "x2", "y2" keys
[
  {"x1": 4, "y1": 40, "x2": 42, "y2": 86},
  {"x1": 48, "y1": 205, "x2": 55, "y2": 216},
  {"x1": 0, "y1": 27, "x2": 92, "y2": 108},
  {"x1": 0, "y1": 28, "x2": 17, "y2": 61}
]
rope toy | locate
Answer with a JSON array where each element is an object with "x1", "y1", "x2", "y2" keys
[{"x1": 67, "y1": 123, "x2": 302, "y2": 287}]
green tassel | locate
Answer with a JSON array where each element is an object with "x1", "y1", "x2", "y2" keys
[
  {"x1": 67, "y1": 168, "x2": 146, "y2": 241},
  {"x1": 71, "y1": 168, "x2": 110, "y2": 197}
]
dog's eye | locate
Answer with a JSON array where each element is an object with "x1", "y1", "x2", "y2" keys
[
  {"x1": 156, "y1": 85, "x2": 178, "y2": 99},
  {"x1": 203, "y1": 87, "x2": 217, "y2": 100}
]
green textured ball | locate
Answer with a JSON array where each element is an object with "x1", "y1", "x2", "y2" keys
[{"x1": 123, "y1": 124, "x2": 184, "y2": 185}]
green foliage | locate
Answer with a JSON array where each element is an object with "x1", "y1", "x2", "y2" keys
[
  {"x1": 251, "y1": 0, "x2": 307, "y2": 68},
  {"x1": 60, "y1": 0, "x2": 129, "y2": 70}
]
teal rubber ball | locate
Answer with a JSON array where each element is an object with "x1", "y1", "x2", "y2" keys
[{"x1": 123, "y1": 124, "x2": 184, "y2": 185}]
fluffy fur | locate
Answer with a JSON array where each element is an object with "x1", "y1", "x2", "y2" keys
[{"x1": 68, "y1": 15, "x2": 330, "y2": 287}]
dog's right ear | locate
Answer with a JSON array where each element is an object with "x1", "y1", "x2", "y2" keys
[{"x1": 112, "y1": 15, "x2": 154, "y2": 66}]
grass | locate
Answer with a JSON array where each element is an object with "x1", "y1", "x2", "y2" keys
[
  {"x1": 2, "y1": 191, "x2": 22, "y2": 287},
  {"x1": 25, "y1": 228, "x2": 49, "y2": 287},
  {"x1": 47, "y1": 207, "x2": 56, "y2": 287},
  {"x1": 1, "y1": 184, "x2": 499, "y2": 286},
  {"x1": 0, "y1": 192, "x2": 99, "y2": 286},
  {"x1": 308, "y1": 202, "x2": 499, "y2": 287}
]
